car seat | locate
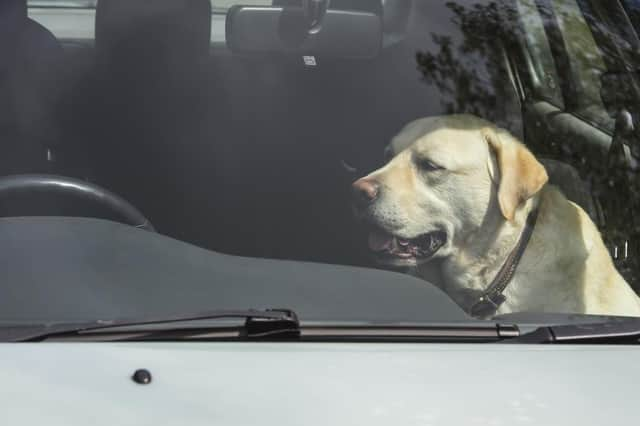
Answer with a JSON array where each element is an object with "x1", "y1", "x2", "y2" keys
[
  {"x1": 0, "y1": 0, "x2": 64, "y2": 175},
  {"x1": 88, "y1": 0, "x2": 213, "y2": 235}
]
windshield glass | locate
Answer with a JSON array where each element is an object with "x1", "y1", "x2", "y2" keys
[{"x1": 3, "y1": 0, "x2": 640, "y2": 324}]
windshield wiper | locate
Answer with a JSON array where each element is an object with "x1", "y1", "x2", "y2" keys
[
  {"x1": 512, "y1": 317, "x2": 640, "y2": 344},
  {"x1": 8, "y1": 310, "x2": 639, "y2": 343},
  {"x1": 4, "y1": 308, "x2": 301, "y2": 342},
  {"x1": 2, "y1": 308, "x2": 523, "y2": 343}
]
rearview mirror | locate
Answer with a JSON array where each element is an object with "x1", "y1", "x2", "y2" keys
[{"x1": 226, "y1": 5, "x2": 382, "y2": 59}]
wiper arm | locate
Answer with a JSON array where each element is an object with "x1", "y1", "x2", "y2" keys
[
  {"x1": 513, "y1": 317, "x2": 640, "y2": 344},
  {"x1": 5, "y1": 309, "x2": 300, "y2": 342}
]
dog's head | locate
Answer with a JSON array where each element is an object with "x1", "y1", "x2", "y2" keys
[{"x1": 352, "y1": 114, "x2": 548, "y2": 267}]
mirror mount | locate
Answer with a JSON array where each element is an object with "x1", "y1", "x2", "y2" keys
[{"x1": 303, "y1": 0, "x2": 330, "y2": 33}]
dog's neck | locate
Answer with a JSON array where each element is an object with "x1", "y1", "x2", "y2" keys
[{"x1": 428, "y1": 196, "x2": 540, "y2": 309}]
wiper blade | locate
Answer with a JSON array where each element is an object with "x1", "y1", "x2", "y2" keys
[
  {"x1": 5, "y1": 309, "x2": 300, "y2": 342},
  {"x1": 298, "y1": 323, "x2": 519, "y2": 342},
  {"x1": 4, "y1": 314, "x2": 523, "y2": 343},
  {"x1": 513, "y1": 317, "x2": 640, "y2": 344}
]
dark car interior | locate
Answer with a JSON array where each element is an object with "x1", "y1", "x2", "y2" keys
[{"x1": 2, "y1": 0, "x2": 640, "y2": 291}]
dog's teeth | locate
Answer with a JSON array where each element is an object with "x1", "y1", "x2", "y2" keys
[{"x1": 398, "y1": 239, "x2": 410, "y2": 246}]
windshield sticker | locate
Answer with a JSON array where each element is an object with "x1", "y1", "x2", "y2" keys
[{"x1": 303, "y1": 56, "x2": 317, "y2": 67}]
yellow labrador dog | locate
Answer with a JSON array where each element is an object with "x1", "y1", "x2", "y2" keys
[{"x1": 352, "y1": 114, "x2": 640, "y2": 318}]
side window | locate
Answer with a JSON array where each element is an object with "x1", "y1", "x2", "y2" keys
[
  {"x1": 516, "y1": 0, "x2": 564, "y2": 107},
  {"x1": 551, "y1": 0, "x2": 614, "y2": 131},
  {"x1": 27, "y1": 1, "x2": 96, "y2": 40}
]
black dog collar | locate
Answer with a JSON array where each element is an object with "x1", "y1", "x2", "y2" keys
[{"x1": 469, "y1": 208, "x2": 539, "y2": 318}]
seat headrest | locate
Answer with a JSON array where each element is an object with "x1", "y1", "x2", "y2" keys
[
  {"x1": 0, "y1": 0, "x2": 26, "y2": 18},
  {"x1": 0, "y1": 0, "x2": 27, "y2": 38},
  {"x1": 0, "y1": 0, "x2": 27, "y2": 71},
  {"x1": 96, "y1": 0, "x2": 211, "y2": 61}
]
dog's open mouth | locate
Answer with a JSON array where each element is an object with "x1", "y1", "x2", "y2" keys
[{"x1": 368, "y1": 227, "x2": 446, "y2": 263}]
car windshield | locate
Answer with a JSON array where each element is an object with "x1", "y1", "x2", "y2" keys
[{"x1": 3, "y1": 0, "x2": 640, "y2": 325}]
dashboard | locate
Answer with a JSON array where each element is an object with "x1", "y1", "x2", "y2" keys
[{"x1": 0, "y1": 216, "x2": 468, "y2": 325}]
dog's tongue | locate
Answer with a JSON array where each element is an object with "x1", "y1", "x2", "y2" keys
[{"x1": 368, "y1": 229, "x2": 394, "y2": 252}]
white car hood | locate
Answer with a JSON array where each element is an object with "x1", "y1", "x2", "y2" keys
[{"x1": 2, "y1": 342, "x2": 637, "y2": 425}]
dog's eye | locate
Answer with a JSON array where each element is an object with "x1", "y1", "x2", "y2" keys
[{"x1": 416, "y1": 157, "x2": 444, "y2": 172}]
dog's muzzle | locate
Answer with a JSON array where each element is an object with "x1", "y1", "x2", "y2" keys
[{"x1": 351, "y1": 177, "x2": 447, "y2": 264}]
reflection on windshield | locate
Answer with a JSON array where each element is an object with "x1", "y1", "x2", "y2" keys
[
  {"x1": 413, "y1": 1, "x2": 640, "y2": 298},
  {"x1": 416, "y1": 1, "x2": 516, "y2": 129},
  {"x1": 2, "y1": 0, "x2": 640, "y2": 322}
]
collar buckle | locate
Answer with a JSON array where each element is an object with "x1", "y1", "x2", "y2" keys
[
  {"x1": 467, "y1": 208, "x2": 539, "y2": 318},
  {"x1": 469, "y1": 293, "x2": 506, "y2": 318}
]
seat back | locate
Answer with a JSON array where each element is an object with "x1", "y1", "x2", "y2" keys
[
  {"x1": 0, "y1": 0, "x2": 64, "y2": 175},
  {"x1": 88, "y1": 0, "x2": 213, "y2": 233},
  {"x1": 540, "y1": 158, "x2": 599, "y2": 221}
]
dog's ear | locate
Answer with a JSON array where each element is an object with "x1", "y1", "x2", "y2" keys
[{"x1": 483, "y1": 127, "x2": 548, "y2": 221}]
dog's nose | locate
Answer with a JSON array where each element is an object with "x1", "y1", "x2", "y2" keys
[{"x1": 352, "y1": 178, "x2": 380, "y2": 206}]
